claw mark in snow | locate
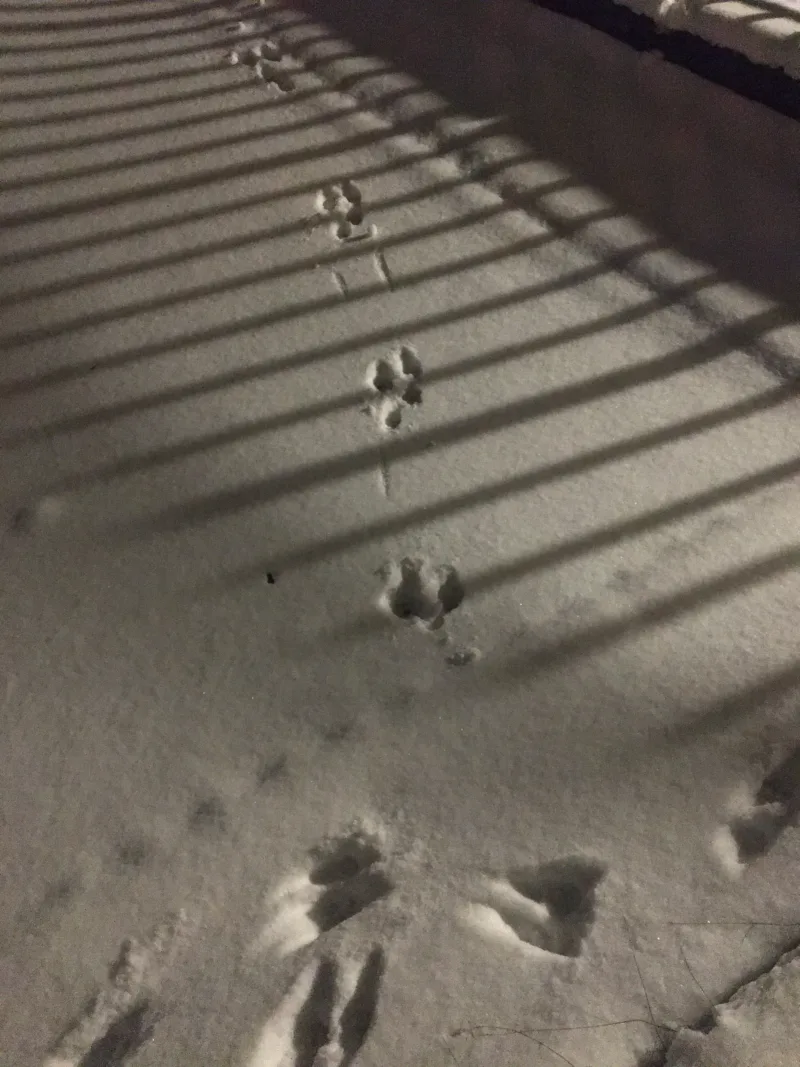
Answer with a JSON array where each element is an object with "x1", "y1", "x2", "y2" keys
[
  {"x1": 330, "y1": 269, "x2": 349, "y2": 299},
  {"x1": 372, "y1": 252, "x2": 393, "y2": 290}
]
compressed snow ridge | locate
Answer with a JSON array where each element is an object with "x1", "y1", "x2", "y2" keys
[
  {"x1": 665, "y1": 942, "x2": 800, "y2": 1066},
  {"x1": 618, "y1": 0, "x2": 800, "y2": 79}
]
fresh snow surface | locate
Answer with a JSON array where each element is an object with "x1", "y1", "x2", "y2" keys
[{"x1": 1, "y1": 2, "x2": 799, "y2": 1066}]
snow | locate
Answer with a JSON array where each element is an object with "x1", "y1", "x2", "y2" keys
[
  {"x1": 666, "y1": 944, "x2": 800, "y2": 1066},
  {"x1": 1, "y1": 1, "x2": 800, "y2": 1066}
]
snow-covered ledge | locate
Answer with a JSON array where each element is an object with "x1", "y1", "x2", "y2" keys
[{"x1": 625, "y1": 0, "x2": 800, "y2": 79}]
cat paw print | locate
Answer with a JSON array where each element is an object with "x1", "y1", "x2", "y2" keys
[
  {"x1": 227, "y1": 40, "x2": 294, "y2": 92},
  {"x1": 364, "y1": 345, "x2": 422, "y2": 431},
  {"x1": 460, "y1": 857, "x2": 607, "y2": 958},
  {"x1": 378, "y1": 558, "x2": 464, "y2": 632},
  {"x1": 252, "y1": 829, "x2": 394, "y2": 958},
  {"x1": 246, "y1": 948, "x2": 385, "y2": 1067},
  {"x1": 315, "y1": 182, "x2": 376, "y2": 243}
]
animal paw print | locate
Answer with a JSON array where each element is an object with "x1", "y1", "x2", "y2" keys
[
  {"x1": 365, "y1": 345, "x2": 422, "y2": 431},
  {"x1": 247, "y1": 948, "x2": 385, "y2": 1067},
  {"x1": 227, "y1": 39, "x2": 294, "y2": 92},
  {"x1": 379, "y1": 557, "x2": 464, "y2": 632},
  {"x1": 714, "y1": 744, "x2": 800, "y2": 875},
  {"x1": 315, "y1": 182, "x2": 376, "y2": 243},
  {"x1": 253, "y1": 830, "x2": 394, "y2": 958},
  {"x1": 460, "y1": 857, "x2": 606, "y2": 958}
]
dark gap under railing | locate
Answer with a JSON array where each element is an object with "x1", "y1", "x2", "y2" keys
[{"x1": 527, "y1": 0, "x2": 800, "y2": 120}]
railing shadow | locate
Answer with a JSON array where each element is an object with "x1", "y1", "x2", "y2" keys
[{"x1": 271, "y1": 0, "x2": 800, "y2": 309}]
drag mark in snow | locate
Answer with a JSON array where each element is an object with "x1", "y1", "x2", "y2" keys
[
  {"x1": 43, "y1": 911, "x2": 186, "y2": 1067},
  {"x1": 714, "y1": 744, "x2": 800, "y2": 875},
  {"x1": 252, "y1": 829, "x2": 393, "y2": 958},
  {"x1": 246, "y1": 947, "x2": 385, "y2": 1067},
  {"x1": 331, "y1": 269, "x2": 349, "y2": 299},
  {"x1": 460, "y1": 857, "x2": 607, "y2": 958},
  {"x1": 377, "y1": 449, "x2": 391, "y2": 499},
  {"x1": 378, "y1": 557, "x2": 463, "y2": 632},
  {"x1": 372, "y1": 251, "x2": 393, "y2": 290}
]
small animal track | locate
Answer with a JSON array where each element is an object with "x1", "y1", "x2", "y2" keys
[
  {"x1": 227, "y1": 36, "x2": 295, "y2": 92},
  {"x1": 247, "y1": 948, "x2": 385, "y2": 1067},
  {"x1": 254, "y1": 830, "x2": 393, "y2": 957},
  {"x1": 315, "y1": 182, "x2": 375, "y2": 242},
  {"x1": 462, "y1": 856, "x2": 607, "y2": 958},
  {"x1": 379, "y1": 557, "x2": 464, "y2": 631},
  {"x1": 321, "y1": 720, "x2": 356, "y2": 745},
  {"x1": 115, "y1": 835, "x2": 150, "y2": 871},
  {"x1": 189, "y1": 795, "x2": 228, "y2": 834},
  {"x1": 365, "y1": 346, "x2": 422, "y2": 432},
  {"x1": 372, "y1": 251, "x2": 393, "y2": 290},
  {"x1": 13, "y1": 874, "x2": 80, "y2": 946},
  {"x1": 309, "y1": 832, "x2": 384, "y2": 886},
  {"x1": 44, "y1": 912, "x2": 186, "y2": 1067},
  {"x1": 715, "y1": 744, "x2": 800, "y2": 872},
  {"x1": 257, "y1": 753, "x2": 289, "y2": 786},
  {"x1": 445, "y1": 646, "x2": 480, "y2": 668}
]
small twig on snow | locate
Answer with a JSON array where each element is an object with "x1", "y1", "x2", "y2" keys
[
  {"x1": 623, "y1": 917, "x2": 666, "y2": 1054},
  {"x1": 675, "y1": 932, "x2": 716, "y2": 1014}
]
